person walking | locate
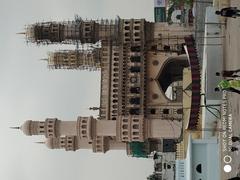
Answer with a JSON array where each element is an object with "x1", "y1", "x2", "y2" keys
[
  {"x1": 228, "y1": 177, "x2": 240, "y2": 180},
  {"x1": 215, "y1": 79, "x2": 240, "y2": 94},
  {"x1": 216, "y1": 7, "x2": 240, "y2": 18},
  {"x1": 232, "y1": 136, "x2": 240, "y2": 142},
  {"x1": 216, "y1": 69, "x2": 240, "y2": 78}
]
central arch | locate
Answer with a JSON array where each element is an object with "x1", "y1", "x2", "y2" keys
[{"x1": 157, "y1": 57, "x2": 189, "y2": 93}]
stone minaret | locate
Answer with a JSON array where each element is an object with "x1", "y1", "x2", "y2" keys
[
  {"x1": 43, "y1": 136, "x2": 126, "y2": 153},
  {"x1": 24, "y1": 19, "x2": 119, "y2": 44},
  {"x1": 19, "y1": 115, "x2": 181, "y2": 143},
  {"x1": 46, "y1": 48, "x2": 101, "y2": 70}
]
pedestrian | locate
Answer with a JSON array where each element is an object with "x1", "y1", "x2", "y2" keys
[
  {"x1": 215, "y1": 79, "x2": 240, "y2": 94},
  {"x1": 232, "y1": 136, "x2": 240, "y2": 142},
  {"x1": 216, "y1": 69, "x2": 240, "y2": 78},
  {"x1": 215, "y1": 7, "x2": 240, "y2": 18},
  {"x1": 228, "y1": 177, "x2": 240, "y2": 180}
]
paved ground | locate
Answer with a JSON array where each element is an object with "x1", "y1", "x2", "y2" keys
[
  {"x1": 220, "y1": 0, "x2": 240, "y2": 179},
  {"x1": 195, "y1": 0, "x2": 213, "y2": 62}
]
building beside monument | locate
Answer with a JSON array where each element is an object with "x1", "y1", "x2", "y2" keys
[{"x1": 15, "y1": 16, "x2": 198, "y2": 157}]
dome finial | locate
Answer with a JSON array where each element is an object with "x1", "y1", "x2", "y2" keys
[
  {"x1": 16, "y1": 32, "x2": 26, "y2": 35},
  {"x1": 10, "y1": 126, "x2": 20, "y2": 129},
  {"x1": 35, "y1": 141, "x2": 45, "y2": 144}
]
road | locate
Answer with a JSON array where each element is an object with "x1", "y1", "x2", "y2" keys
[{"x1": 220, "y1": 0, "x2": 240, "y2": 179}]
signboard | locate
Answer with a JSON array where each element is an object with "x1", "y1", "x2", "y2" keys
[{"x1": 154, "y1": 0, "x2": 166, "y2": 7}]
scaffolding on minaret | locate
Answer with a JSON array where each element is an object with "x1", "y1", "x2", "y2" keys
[{"x1": 45, "y1": 47, "x2": 101, "y2": 71}]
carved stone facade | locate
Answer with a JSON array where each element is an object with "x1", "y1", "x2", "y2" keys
[{"x1": 17, "y1": 16, "x2": 194, "y2": 156}]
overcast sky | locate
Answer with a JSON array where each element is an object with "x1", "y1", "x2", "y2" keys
[{"x1": 0, "y1": 0, "x2": 155, "y2": 180}]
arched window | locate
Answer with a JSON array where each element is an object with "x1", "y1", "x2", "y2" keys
[
  {"x1": 122, "y1": 124, "x2": 128, "y2": 129},
  {"x1": 131, "y1": 46, "x2": 141, "y2": 52},
  {"x1": 113, "y1": 94, "x2": 118, "y2": 98},
  {"x1": 163, "y1": 109, "x2": 169, "y2": 114},
  {"x1": 124, "y1": 26, "x2": 130, "y2": 30},
  {"x1": 177, "y1": 109, "x2": 183, "y2": 114},
  {"x1": 133, "y1": 124, "x2": 139, "y2": 129},
  {"x1": 134, "y1": 32, "x2": 140, "y2": 37},
  {"x1": 133, "y1": 119, "x2": 139, "y2": 123},
  {"x1": 134, "y1": 26, "x2": 140, "y2": 30},
  {"x1": 129, "y1": 66, "x2": 140, "y2": 73},
  {"x1": 81, "y1": 125, "x2": 87, "y2": 129},
  {"x1": 113, "y1": 62, "x2": 119, "y2": 66},
  {"x1": 113, "y1": 68, "x2": 119, "y2": 72},
  {"x1": 112, "y1": 110, "x2": 117, "y2": 114},
  {"x1": 133, "y1": 131, "x2": 139, "y2": 135},
  {"x1": 125, "y1": 32, "x2": 130, "y2": 37},
  {"x1": 130, "y1": 56, "x2": 141, "y2": 62},
  {"x1": 130, "y1": 87, "x2": 140, "y2": 94},
  {"x1": 129, "y1": 97, "x2": 140, "y2": 105},
  {"x1": 113, "y1": 84, "x2": 118, "y2": 88},
  {"x1": 196, "y1": 164, "x2": 202, "y2": 174},
  {"x1": 129, "y1": 108, "x2": 140, "y2": 115}
]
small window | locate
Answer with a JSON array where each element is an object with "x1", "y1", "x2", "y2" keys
[
  {"x1": 81, "y1": 124, "x2": 88, "y2": 129},
  {"x1": 112, "y1": 110, "x2": 117, "y2": 114},
  {"x1": 125, "y1": 32, "x2": 130, "y2": 37},
  {"x1": 130, "y1": 56, "x2": 141, "y2": 63},
  {"x1": 133, "y1": 124, "x2": 139, "y2": 129},
  {"x1": 129, "y1": 97, "x2": 140, "y2": 105},
  {"x1": 133, "y1": 132, "x2": 139, "y2": 135},
  {"x1": 134, "y1": 32, "x2": 140, "y2": 37},
  {"x1": 150, "y1": 109, "x2": 156, "y2": 114},
  {"x1": 129, "y1": 108, "x2": 140, "y2": 115},
  {"x1": 124, "y1": 26, "x2": 130, "y2": 30},
  {"x1": 177, "y1": 109, "x2": 183, "y2": 114},
  {"x1": 134, "y1": 26, "x2": 140, "y2": 30},
  {"x1": 163, "y1": 109, "x2": 169, "y2": 114},
  {"x1": 113, "y1": 62, "x2": 119, "y2": 66},
  {"x1": 133, "y1": 119, "x2": 139, "y2": 122},
  {"x1": 129, "y1": 66, "x2": 140, "y2": 73},
  {"x1": 122, "y1": 125, "x2": 128, "y2": 129},
  {"x1": 130, "y1": 87, "x2": 140, "y2": 94}
]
